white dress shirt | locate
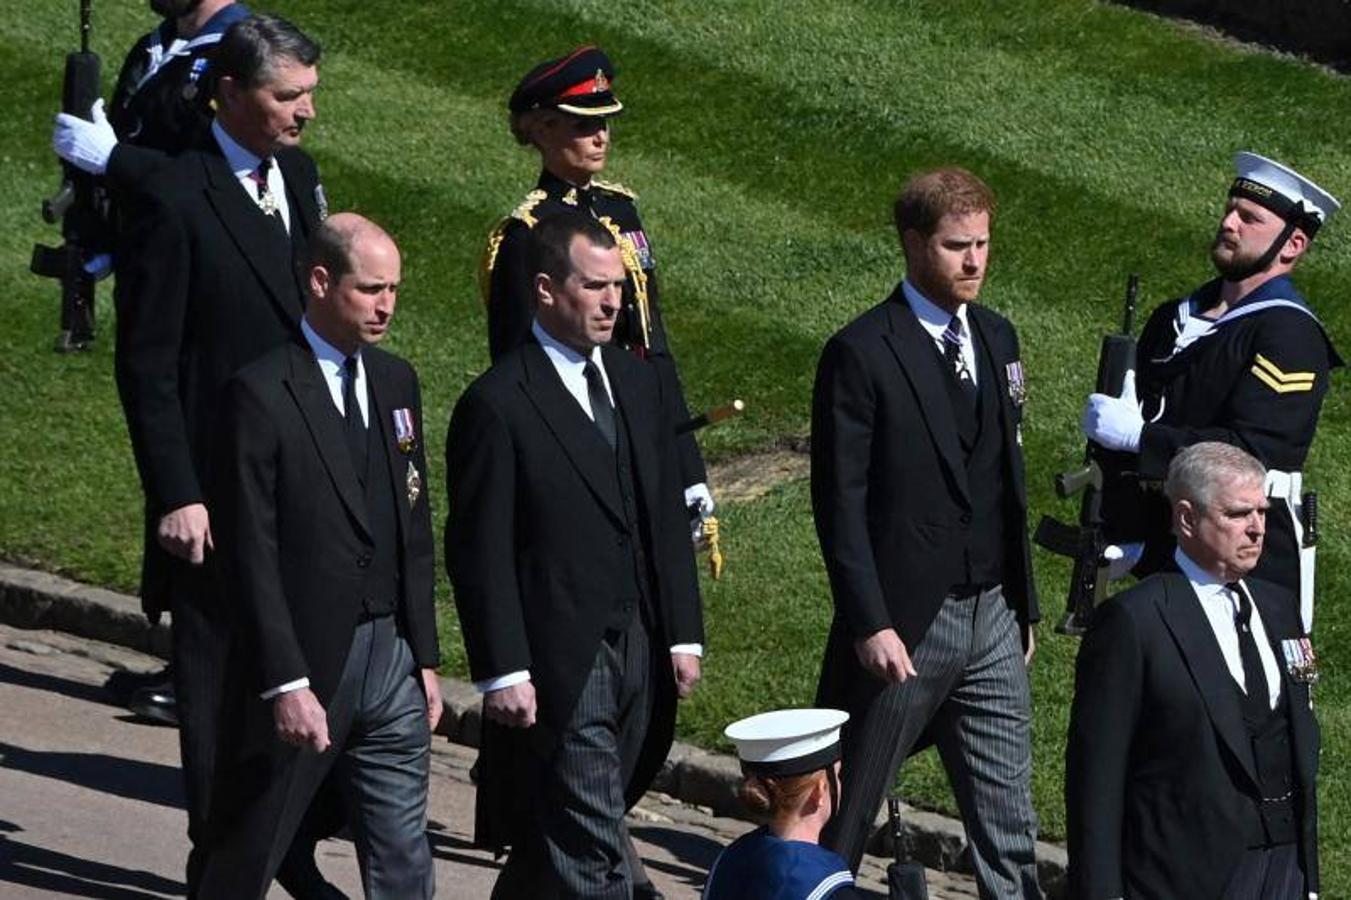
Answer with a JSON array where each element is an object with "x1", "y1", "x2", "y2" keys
[
  {"x1": 474, "y1": 322, "x2": 702, "y2": 694},
  {"x1": 260, "y1": 320, "x2": 367, "y2": 701},
  {"x1": 903, "y1": 279, "x2": 977, "y2": 387},
  {"x1": 1175, "y1": 549, "x2": 1282, "y2": 710},
  {"x1": 211, "y1": 119, "x2": 292, "y2": 233}
]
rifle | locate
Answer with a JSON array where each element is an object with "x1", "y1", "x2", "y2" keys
[
  {"x1": 31, "y1": 0, "x2": 103, "y2": 352},
  {"x1": 1034, "y1": 274, "x2": 1139, "y2": 635}
]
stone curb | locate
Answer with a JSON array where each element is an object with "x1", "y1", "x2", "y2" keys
[{"x1": 0, "y1": 562, "x2": 1068, "y2": 895}]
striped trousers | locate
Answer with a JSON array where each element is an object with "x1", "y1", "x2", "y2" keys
[{"x1": 822, "y1": 586, "x2": 1042, "y2": 900}]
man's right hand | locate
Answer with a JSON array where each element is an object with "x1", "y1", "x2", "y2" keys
[
  {"x1": 854, "y1": 628, "x2": 918, "y2": 683},
  {"x1": 157, "y1": 503, "x2": 213, "y2": 564},
  {"x1": 484, "y1": 680, "x2": 537, "y2": 728},
  {"x1": 273, "y1": 687, "x2": 330, "y2": 753}
]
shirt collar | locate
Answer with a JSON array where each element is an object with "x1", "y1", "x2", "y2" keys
[
  {"x1": 532, "y1": 319, "x2": 602, "y2": 369},
  {"x1": 150, "y1": 2, "x2": 251, "y2": 54},
  {"x1": 1192, "y1": 274, "x2": 1308, "y2": 317},
  {"x1": 1174, "y1": 546, "x2": 1234, "y2": 602},
  {"x1": 302, "y1": 316, "x2": 359, "y2": 371},
  {"x1": 212, "y1": 119, "x2": 266, "y2": 181},
  {"x1": 902, "y1": 278, "x2": 969, "y2": 340}
]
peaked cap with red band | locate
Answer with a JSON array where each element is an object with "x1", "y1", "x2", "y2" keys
[{"x1": 509, "y1": 46, "x2": 623, "y2": 117}]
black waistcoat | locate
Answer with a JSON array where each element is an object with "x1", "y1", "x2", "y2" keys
[
  {"x1": 602, "y1": 400, "x2": 650, "y2": 632},
  {"x1": 355, "y1": 398, "x2": 402, "y2": 619},
  {"x1": 1242, "y1": 685, "x2": 1300, "y2": 847},
  {"x1": 937, "y1": 335, "x2": 1006, "y2": 588}
]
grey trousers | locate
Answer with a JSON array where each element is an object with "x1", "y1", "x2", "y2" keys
[
  {"x1": 200, "y1": 615, "x2": 433, "y2": 900},
  {"x1": 823, "y1": 586, "x2": 1042, "y2": 900},
  {"x1": 491, "y1": 617, "x2": 652, "y2": 900},
  {"x1": 1222, "y1": 844, "x2": 1306, "y2": 900}
]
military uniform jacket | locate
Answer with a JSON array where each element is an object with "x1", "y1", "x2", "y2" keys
[
  {"x1": 1101, "y1": 275, "x2": 1341, "y2": 585},
  {"x1": 105, "y1": 3, "x2": 251, "y2": 190},
  {"x1": 483, "y1": 169, "x2": 707, "y2": 488},
  {"x1": 702, "y1": 827, "x2": 860, "y2": 899}
]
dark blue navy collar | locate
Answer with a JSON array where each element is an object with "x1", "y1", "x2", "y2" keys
[
  {"x1": 1192, "y1": 274, "x2": 1308, "y2": 318},
  {"x1": 153, "y1": 2, "x2": 251, "y2": 50}
]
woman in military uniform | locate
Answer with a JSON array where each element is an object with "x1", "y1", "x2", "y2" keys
[
  {"x1": 482, "y1": 45, "x2": 711, "y2": 511},
  {"x1": 704, "y1": 709, "x2": 864, "y2": 900}
]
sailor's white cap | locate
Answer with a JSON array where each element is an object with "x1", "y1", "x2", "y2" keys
[
  {"x1": 724, "y1": 708, "x2": 849, "y2": 777},
  {"x1": 1231, "y1": 151, "x2": 1341, "y2": 235}
]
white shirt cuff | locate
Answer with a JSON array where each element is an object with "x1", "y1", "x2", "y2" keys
[
  {"x1": 476, "y1": 670, "x2": 531, "y2": 693},
  {"x1": 670, "y1": 644, "x2": 703, "y2": 657},
  {"x1": 261, "y1": 676, "x2": 310, "y2": 700},
  {"x1": 684, "y1": 482, "x2": 714, "y2": 515}
]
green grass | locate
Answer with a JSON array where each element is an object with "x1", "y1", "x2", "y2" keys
[{"x1": 4, "y1": 0, "x2": 1351, "y2": 887}]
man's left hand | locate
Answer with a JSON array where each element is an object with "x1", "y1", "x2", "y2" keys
[
  {"x1": 1080, "y1": 369, "x2": 1143, "y2": 452},
  {"x1": 671, "y1": 652, "x2": 701, "y2": 699},
  {"x1": 420, "y1": 668, "x2": 443, "y2": 733}
]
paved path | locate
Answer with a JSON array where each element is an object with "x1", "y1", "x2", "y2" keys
[{"x1": 0, "y1": 623, "x2": 977, "y2": 898}]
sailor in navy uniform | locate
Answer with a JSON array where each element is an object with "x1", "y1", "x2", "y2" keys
[
  {"x1": 1082, "y1": 152, "x2": 1341, "y2": 631},
  {"x1": 53, "y1": 0, "x2": 252, "y2": 191},
  {"x1": 704, "y1": 709, "x2": 864, "y2": 900},
  {"x1": 482, "y1": 46, "x2": 713, "y2": 518}
]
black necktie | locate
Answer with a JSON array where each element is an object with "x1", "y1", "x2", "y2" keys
[
  {"x1": 941, "y1": 315, "x2": 977, "y2": 404},
  {"x1": 584, "y1": 359, "x2": 617, "y2": 450},
  {"x1": 1228, "y1": 581, "x2": 1272, "y2": 722},
  {"x1": 343, "y1": 355, "x2": 368, "y2": 480}
]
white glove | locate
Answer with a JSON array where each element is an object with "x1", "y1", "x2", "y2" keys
[
  {"x1": 1103, "y1": 543, "x2": 1144, "y2": 581},
  {"x1": 52, "y1": 98, "x2": 117, "y2": 175},
  {"x1": 1080, "y1": 369, "x2": 1143, "y2": 453},
  {"x1": 685, "y1": 482, "x2": 714, "y2": 544}
]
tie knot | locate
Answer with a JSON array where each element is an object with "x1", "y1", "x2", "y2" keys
[
  {"x1": 1227, "y1": 581, "x2": 1252, "y2": 623},
  {"x1": 343, "y1": 355, "x2": 358, "y2": 378},
  {"x1": 942, "y1": 315, "x2": 964, "y2": 345}
]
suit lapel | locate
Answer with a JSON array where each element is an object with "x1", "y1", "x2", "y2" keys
[
  {"x1": 605, "y1": 347, "x2": 658, "y2": 512},
  {"x1": 1158, "y1": 573, "x2": 1259, "y2": 789},
  {"x1": 278, "y1": 151, "x2": 320, "y2": 241},
  {"x1": 283, "y1": 343, "x2": 372, "y2": 539},
  {"x1": 879, "y1": 290, "x2": 971, "y2": 508},
  {"x1": 968, "y1": 310, "x2": 1026, "y2": 503},
  {"x1": 201, "y1": 149, "x2": 304, "y2": 324},
  {"x1": 366, "y1": 352, "x2": 413, "y2": 541},
  {"x1": 519, "y1": 342, "x2": 625, "y2": 524}
]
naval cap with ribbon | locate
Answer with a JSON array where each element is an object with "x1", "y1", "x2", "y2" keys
[
  {"x1": 508, "y1": 45, "x2": 623, "y2": 117},
  {"x1": 1230, "y1": 151, "x2": 1341, "y2": 238},
  {"x1": 725, "y1": 708, "x2": 849, "y2": 778}
]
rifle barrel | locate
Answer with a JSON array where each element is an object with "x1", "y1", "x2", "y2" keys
[
  {"x1": 81, "y1": 0, "x2": 92, "y2": 55},
  {"x1": 1122, "y1": 273, "x2": 1139, "y2": 335}
]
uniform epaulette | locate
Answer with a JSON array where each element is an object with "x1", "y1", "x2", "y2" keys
[
  {"x1": 509, "y1": 188, "x2": 549, "y2": 226},
  {"x1": 479, "y1": 189, "x2": 547, "y2": 304},
  {"x1": 592, "y1": 179, "x2": 637, "y2": 200}
]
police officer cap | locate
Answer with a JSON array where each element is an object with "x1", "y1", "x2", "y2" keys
[
  {"x1": 725, "y1": 708, "x2": 849, "y2": 778},
  {"x1": 509, "y1": 46, "x2": 623, "y2": 117},
  {"x1": 1230, "y1": 151, "x2": 1341, "y2": 237}
]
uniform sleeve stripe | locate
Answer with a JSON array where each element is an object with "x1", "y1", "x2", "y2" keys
[
  {"x1": 805, "y1": 871, "x2": 856, "y2": 900},
  {"x1": 1251, "y1": 365, "x2": 1314, "y2": 393},
  {"x1": 1253, "y1": 353, "x2": 1316, "y2": 384}
]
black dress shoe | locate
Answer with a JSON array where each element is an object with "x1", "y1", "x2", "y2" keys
[
  {"x1": 127, "y1": 681, "x2": 179, "y2": 726},
  {"x1": 633, "y1": 882, "x2": 666, "y2": 900},
  {"x1": 104, "y1": 665, "x2": 171, "y2": 706}
]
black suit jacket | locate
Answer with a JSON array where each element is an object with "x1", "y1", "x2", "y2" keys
[
  {"x1": 114, "y1": 136, "x2": 321, "y2": 616},
  {"x1": 812, "y1": 286, "x2": 1037, "y2": 704},
  {"x1": 1066, "y1": 572, "x2": 1319, "y2": 899},
  {"x1": 444, "y1": 338, "x2": 703, "y2": 849},
  {"x1": 218, "y1": 340, "x2": 439, "y2": 703}
]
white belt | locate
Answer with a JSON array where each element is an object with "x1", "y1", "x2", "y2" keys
[{"x1": 1264, "y1": 469, "x2": 1315, "y2": 633}]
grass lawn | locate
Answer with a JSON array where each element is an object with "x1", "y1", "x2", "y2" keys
[{"x1": 3, "y1": 0, "x2": 1350, "y2": 887}]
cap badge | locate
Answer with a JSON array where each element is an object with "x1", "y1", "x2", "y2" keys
[{"x1": 594, "y1": 69, "x2": 609, "y2": 92}]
